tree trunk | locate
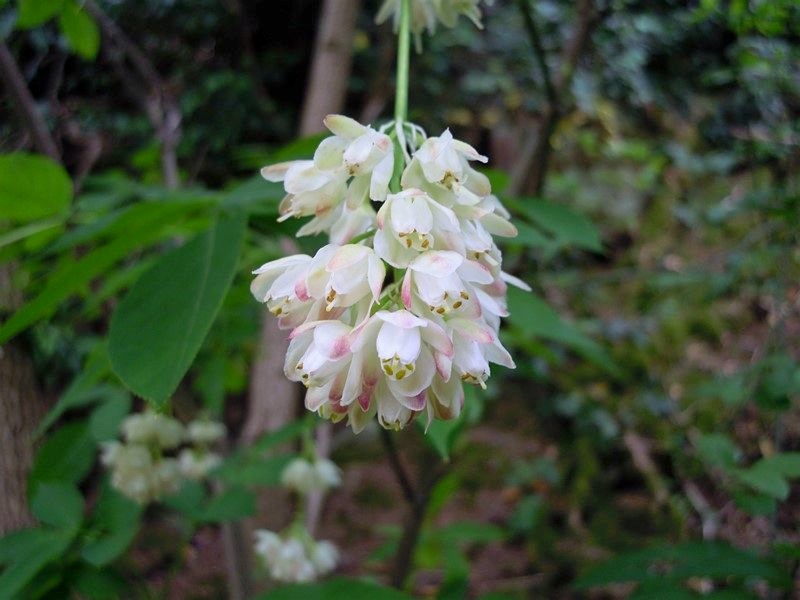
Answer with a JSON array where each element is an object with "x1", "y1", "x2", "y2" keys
[
  {"x1": 0, "y1": 267, "x2": 48, "y2": 535},
  {"x1": 299, "y1": 0, "x2": 362, "y2": 134}
]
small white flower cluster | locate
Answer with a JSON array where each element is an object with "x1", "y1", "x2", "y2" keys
[
  {"x1": 377, "y1": 0, "x2": 494, "y2": 47},
  {"x1": 101, "y1": 411, "x2": 226, "y2": 504},
  {"x1": 254, "y1": 456, "x2": 341, "y2": 583},
  {"x1": 280, "y1": 456, "x2": 342, "y2": 495},
  {"x1": 252, "y1": 115, "x2": 528, "y2": 432},
  {"x1": 254, "y1": 530, "x2": 339, "y2": 584}
]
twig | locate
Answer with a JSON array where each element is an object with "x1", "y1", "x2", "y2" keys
[
  {"x1": 380, "y1": 428, "x2": 417, "y2": 506},
  {"x1": 0, "y1": 42, "x2": 60, "y2": 161},
  {"x1": 390, "y1": 447, "x2": 444, "y2": 589},
  {"x1": 85, "y1": 0, "x2": 181, "y2": 188},
  {"x1": 508, "y1": 0, "x2": 597, "y2": 197}
]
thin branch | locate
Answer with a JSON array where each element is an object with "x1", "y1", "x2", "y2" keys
[
  {"x1": 516, "y1": 0, "x2": 557, "y2": 106},
  {"x1": 390, "y1": 448, "x2": 444, "y2": 589},
  {"x1": 85, "y1": 0, "x2": 180, "y2": 188},
  {"x1": 508, "y1": 0, "x2": 597, "y2": 197},
  {"x1": 380, "y1": 428, "x2": 417, "y2": 506},
  {"x1": 0, "y1": 42, "x2": 60, "y2": 161}
]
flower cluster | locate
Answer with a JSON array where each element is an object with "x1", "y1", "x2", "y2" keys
[
  {"x1": 254, "y1": 529, "x2": 339, "y2": 584},
  {"x1": 101, "y1": 411, "x2": 225, "y2": 504},
  {"x1": 254, "y1": 455, "x2": 341, "y2": 582},
  {"x1": 252, "y1": 115, "x2": 527, "y2": 432},
  {"x1": 376, "y1": 0, "x2": 494, "y2": 48}
]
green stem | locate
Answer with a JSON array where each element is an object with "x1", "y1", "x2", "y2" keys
[{"x1": 394, "y1": 0, "x2": 411, "y2": 125}]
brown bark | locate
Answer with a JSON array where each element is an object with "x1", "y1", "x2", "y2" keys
[
  {"x1": 509, "y1": 0, "x2": 597, "y2": 197},
  {"x1": 299, "y1": 0, "x2": 362, "y2": 135},
  {"x1": 0, "y1": 267, "x2": 48, "y2": 535},
  {"x1": 0, "y1": 42, "x2": 60, "y2": 161}
]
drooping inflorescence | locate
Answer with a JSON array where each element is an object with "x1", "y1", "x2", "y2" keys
[{"x1": 251, "y1": 115, "x2": 529, "y2": 432}]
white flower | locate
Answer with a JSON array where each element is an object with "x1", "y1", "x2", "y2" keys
[
  {"x1": 187, "y1": 420, "x2": 226, "y2": 445},
  {"x1": 178, "y1": 448, "x2": 222, "y2": 480},
  {"x1": 374, "y1": 188, "x2": 462, "y2": 267},
  {"x1": 252, "y1": 244, "x2": 385, "y2": 328},
  {"x1": 271, "y1": 538, "x2": 317, "y2": 583},
  {"x1": 121, "y1": 411, "x2": 184, "y2": 449},
  {"x1": 280, "y1": 458, "x2": 318, "y2": 495},
  {"x1": 314, "y1": 458, "x2": 342, "y2": 489},
  {"x1": 311, "y1": 540, "x2": 339, "y2": 574},
  {"x1": 401, "y1": 250, "x2": 492, "y2": 317},
  {"x1": 447, "y1": 317, "x2": 515, "y2": 388},
  {"x1": 261, "y1": 115, "x2": 391, "y2": 242},
  {"x1": 255, "y1": 530, "x2": 282, "y2": 563}
]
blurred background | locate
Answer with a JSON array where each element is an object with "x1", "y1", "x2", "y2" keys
[{"x1": 1, "y1": 0, "x2": 799, "y2": 598}]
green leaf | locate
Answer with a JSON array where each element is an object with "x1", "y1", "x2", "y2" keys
[
  {"x1": 735, "y1": 461, "x2": 790, "y2": 500},
  {"x1": 574, "y1": 541, "x2": 790, "y2": 590},
  {"x1": 29, "y1": 422, "x2": 96, "y2": 495},
  {"x1": 0, "y1": 217, "x2": 64, "y2": 251},
  {"x1": 0, "y1": 153, "x2": 71, "y2": 222},
  {"x1": 58, "y1": 2, "x2": 100, "y2": 59},
  {"x1": 213, "y1": 453, "x2": 293, "y2": 487},
  {"x1": 0, "y1": 528, "x2": 74, "y2": 597},
  {"x1": 36, "y1": 341, "x2": 112, "y2": 434},
  {"x1": 506, "y1": 287, "x2": 621, "y2": 377},
  {"x1": 505, "y1": 197, "x2": 602, "y2": 252},
  {"x1": 109, "y1": 212, "x2": 246, "y2": 404},
  {"x1": 695, "y1": 433, "x2": 740, "y2": 469},
  {"x1": 31, "y1": 482, "x2": 83, "y2": 530},
  {"x1": 0, "y1": 207, "x2": 207, "y2": 343},
  {"x1": 70, "y1": 565, "x2": 127, "y2": 599},
  {"x1": 16, "y1": 0, "x2": 64, "y2": 28},
  {"x1": 421, "y1": 413, "x2": 465, "y2": 461},
  {"x1": 89, "y1": 392, "x2": 132, "y2": 441},
  {"x1": 256, "y1": 578, "x2": 414, "y2": 600},
  {"x1": 508, "y1": 494, "x2": 544, "y2": 535},
  {"x1": 436, "y1": 521, "x2": 505, "y2": 544},
  {"x1": 81, "y1": 483, "x2": 142, "y2": 567},
  {"x1": 195, "y1": 487, "x2": 255, "y2": 523}
]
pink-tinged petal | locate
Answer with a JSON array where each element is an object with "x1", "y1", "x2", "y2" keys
[
  {"x1": 375, "y1": 200, "x2": 389, "y2": 230},
  {"x1": 421, "y1": 320, "x2": 454, "y2": 357},
  {"x1": 409, "y1": 250, "x2": 463, "y2": 277},
  {"x1": 434, "y1": 351, "x2": 453, "y2": 380},
  {"x1": 396, "y1": 390, "x2": 426, "y2": 412},
  {"x1": 501, "y1": 271, "x2": 532, "y2": 291},
  {"x1": 450, "y1": 318, "x2": 494, "y2": 344},
  {"x1": 474, "y1": 287, "x2": 509, "y2": 317},
  {"x1": 367, "y1": 254, "x2": 386, "y2": 302},
  {"x1": 260, "y1": 161, "x2": 294, "y2": 182},
  {"x1": 323, "y1": 114, "x2": 366, "y2": 139},
  {"x1": 288, "y1": 319, "x2": 331, "y2": 340},
  {"x1": 251, "y1": 254, "x2": 311, "y2": 275},
  {"x1": 313, "y1": 321, "x2": 353, "y2": 359},
  {"x1": 401, "y1": 270, "x2": 413, "y2": 309},
  {"x1": 486, "y1": 339, "x2": 516, "y2": 369},
  {"x1": 482, "y1": 213, "x2": 518, "y2": 237},
  {"x1": 358, "y1": 391, "x2": 371, "y2": 412},
  {"x1": 294, "y1": 279, "x2": 310, "y2": 301},
  {"x1": 374, "y1": 309, "x2": 428, "y2": 329},
  {"x1": 458, "y1": 259, "x2": 493, "y2": 285},
  {"x1": 327, "y1": 244, "x2": 368, "y2": 271}
]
